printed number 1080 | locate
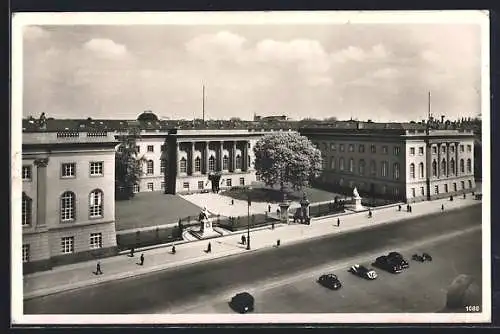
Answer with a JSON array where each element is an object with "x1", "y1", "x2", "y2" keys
[{"x1": 465, "y1": 305, "x2": 481, "y2": 312}]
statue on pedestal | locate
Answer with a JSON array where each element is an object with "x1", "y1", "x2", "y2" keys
[
  {"x1": 353, "y1": 187, "x2": 360, "y2": 199},
  {"x1": 353, "y1": 187, "x2": 363, "y2": 211}
]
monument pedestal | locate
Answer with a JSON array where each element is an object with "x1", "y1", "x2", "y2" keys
[
  {"x1": 198, "y1": 219, "x2": 219, "y2": 238},
  {"x1": 279, "y1": 202, "x2": 291, "y2": 223},
  {"x1": 353, "y1": 196, "x2": 363, "y2": 211}
]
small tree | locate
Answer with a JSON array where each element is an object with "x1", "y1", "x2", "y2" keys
[
  {"x1": 115, "y1": 127, "x2": 146, "y2": 200},
  {"x1": 253, "y1": 132, "x2": 322, "y2": 198}
]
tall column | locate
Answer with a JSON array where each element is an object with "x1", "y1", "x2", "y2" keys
[
  {"x1": 219, "y1": 141, "x2": 224, "y2": 172},
  {"x1": 243, "y1": 141, "x2": 248, "y2": 171},
  {"x1": 446, "y1": 142, "x2": 450, "y2": 177},
  {"x1": 437, "y1": 143, "x2": 441, "y2": 178},
  {"x1": 232, "y1": 141, "x2": 237, "y2": 172},
  {"x1": 455, "y1": 142, "x2": 459, "y2": 175},
  {"x1": 205, "y1": 141, "x2": 210, "y2": 174},
  {"x1": 34, "y1": 158, "x2": 49, "y2": 227},
  {"x1": 191, "y1": 142, "x2": 196, "y2": 175},
  {"x1": 176, "y1": 142, "x2": 181, "y2": 175}
]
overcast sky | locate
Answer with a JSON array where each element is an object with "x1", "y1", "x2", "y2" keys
[{"x1": 22, "y1": 22, "x2": 482, "y2": 122}]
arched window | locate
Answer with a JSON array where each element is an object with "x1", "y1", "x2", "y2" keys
[
  {"x1": 381, "y1": 161, "x2": 388, "y2": 177},
  {"x1": 450, "y1": 159, "x2": 455, "y2": 175},
  {"x1": 330, "y1": 157, "x2": 336, "y2": 169},
  {"x1": 441, "y1": 158, "x2": 446, "y2": 175},
  {"x1": 89, "y1": 189, "x2": 103, "y2": 218},
  {"x1": 432, "y1": 160, "x2": 437, "y2": 177},
  {"x1": 359, "y1": 159, "x2": 366, "y2": 176},
  {"x1": 409, "y1": 163, "x2": 415, "y2": 179},
  {"x1": 147, "y1": 160, "x2": 154, "y2": 174},
  {"x1": 222, "y1": 155, "x2": 229, "y2": 170},
  {"x1": 61, "y1": 191, "x2": 76, "y2": 222},
  {"x1": 208, "y1": 156, "x2": 216, "y2": 172},
  {"x1": 460, "y1": 159, "x2": 465, "y2": 173},
  {"x1": 467, "y1": 159, "x2": 472, "y2": 173},
  {"x1": 22, "y1": 193, "x2": 32, "y2": 226},
  {"x1": 393, "y1": 163, "x2": 400, "y2": 180},
  {"x1": 235, "y1": 154, "x2": 242, "y2": 170},
  {"x1": 370, "y1": 160, "x2": 376, "y2": 176},
  {"x1": 349, "y1": 158, "x2": 355, "y2": 173},
  {"x1": 194, "y1": 156, "x2": 201, "y2": 172},
  {"x1": 178, "y1": 157, "x2": 187, "y2": 173},
  {"x1": 339, "y1": 157, "x2": 345, "y2": 171},
  {"x1": 419, "y1": 162, "x2": 424, "y2": 178}
]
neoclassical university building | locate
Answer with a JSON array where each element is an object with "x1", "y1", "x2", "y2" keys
[{"x1": 20, "y1": 115, "x2": 477, "y2": 272}]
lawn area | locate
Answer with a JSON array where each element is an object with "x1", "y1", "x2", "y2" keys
[
  {"x1": 219, "y1": 183, "x2": 343, "y2": 204},
  {"x1": 115, "y1": 192, "x2": 203, "y2": 232}
]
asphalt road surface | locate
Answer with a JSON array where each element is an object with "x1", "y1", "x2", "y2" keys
[
  {"x1": 174, "y1": 228, "x2": 481, "y2": 313},
  {"x1": 24, "y1": 204, "x2": 482, "y2": 314}
]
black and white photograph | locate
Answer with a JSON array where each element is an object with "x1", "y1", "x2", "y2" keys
[{"x1": 11, "y1": 11, "x2": 490, "y2": 324}]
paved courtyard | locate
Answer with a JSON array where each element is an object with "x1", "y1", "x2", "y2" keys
[{"x1": 115, "y1": 192, "x2": 203, "y2": 231}]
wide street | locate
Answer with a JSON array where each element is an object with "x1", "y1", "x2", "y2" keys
[{"x1": 24, "y1": 204, "x2": 481, "y2": 314}]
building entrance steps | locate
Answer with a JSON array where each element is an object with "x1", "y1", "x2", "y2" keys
[{"x1": 23, "y1": 195, "x2": 481, "y2": 300}]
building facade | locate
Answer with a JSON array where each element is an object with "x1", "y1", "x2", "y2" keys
[
  {"x1": 22, "y1": 130, "x2": 119, "y2": 273},
  {"x1": 131, "y1": 129, "x2": 282, "y2": 194},
  {"x1": 300, "y1": 122, "x2": 476, "y2": 202}
]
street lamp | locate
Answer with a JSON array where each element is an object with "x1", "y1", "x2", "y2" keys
[{"x1": 246, "y1": 193, "x2": 251, "y2": 250}]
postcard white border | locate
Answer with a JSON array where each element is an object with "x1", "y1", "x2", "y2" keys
[{"x1": 11, "y1": 10, "x2": 491, "y2": 325}]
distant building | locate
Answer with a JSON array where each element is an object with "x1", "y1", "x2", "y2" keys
[
  {"x1": 300, "y1": 121, "x2": 476, "y2": 202},
  {"x1": 22, "y1": 130, "x2": 119, "y2": 273},
  {"x1": 253, "y1": 114, "x2": 288, "y2": 122}
]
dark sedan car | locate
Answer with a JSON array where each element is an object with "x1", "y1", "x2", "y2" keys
[
  {"x1": 387, "y1": 252, "x2": 410, "y2": 269},
  {"x1": 229, "y1": 292, "x2": 254, "y2": 314},
  {"x1": 348, "y1": 264, "x2": 378, "y2": 280},
  {"x1": 317, "y1": 274, "x2": 342, "y2": 290},
  {"x1": 372, "y1": 255, "x2": 403, "y2": 274}
]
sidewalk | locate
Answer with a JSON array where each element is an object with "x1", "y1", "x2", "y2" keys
[{"x1": 23, "y1": 196, "x2": 481, "y2": 299}]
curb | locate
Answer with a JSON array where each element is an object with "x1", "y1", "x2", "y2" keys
[{"x1": 24, "y1": 201, "x2": 480, "y2": 299}]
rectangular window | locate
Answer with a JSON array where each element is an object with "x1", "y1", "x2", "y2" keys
[
  {"x1": 435, "y1": 185, "x2": 439, "y2": 194},
  {"x1": 147, "y1": 145, "x2": 154, "y2": 152},
  {"x1": 359, "y1": 144, "x2": 365, "y2": 153},
  {"x1": 321, "y1": 156, "x2": 327, "y2": 170},
  {"x1": 418, "y1": 147, "x2": 424, "y2": 155},
  {"x1": 90, "y1": 161, "x2": 104, "y2": 176},
  {"x1": 183, "y1": 182, "x2": 189, "y2": 189},
  {"x1": 195, "y1": 158, "x2": 201, "y2": 172},
  {"x1": 461, "y1": 181, "x2": 465, "y2": 189},
  {"x1": 432, "y1": 146, "x2": 437, "y2": 154},
  {"x1": 393, "y1": 146, "x2": 401, "y2": 156},
  {"x1": 136, "y1": 146, "x2": 140, "y2": 153},
  {"x1": 410, "y1": 147, "x2": 415, "y2": 156},
  {"x1": 330, "y1": 143, "x2": 336, "y2": 151},
  {"x1": 442, "y1": 146, "x2": 446, "y2": 154},
  {"x1": 239, "y1": 177, "x2": 245, "y2": 186},
  {"x1": 226, "y1": 179, "x2": 232, "y2": 187},
  {"x1": 394, "y1": 188, "x2": 399, "y2": 196},
  {"x1": 339, "y1": 144, "x2": 345, "y2": 152},
  {"x1": 460, "y1": 145, "x2": 464, "y2": 152},
  {"x1": 453, "y1": 183, "x2": 457, "y2": 192},
  {"x1": 209, "y1": 158, "x2": 216, "y2": 172},
  {"x1": 22, "y1": 166, "x2": 32, "y2": 181},
  {"x1": 179, "y1": 159, "x2": 187, "y2": 173},
  {"x1": 22, "y1": 244, "x2": 30, "y2": 263},
  {"x1": 61, "y1": 163, "x2": 76, "y2": 178},
  {"x1": 133, "y1": 184, "x2": 140, "y2": 193},
  {"x1": 371, "y1": 145, "x2": 376, "y2": 153},
  {"x1": 147, "y1": 183, "x2": 154, "y2": 191},
  {"x1": 411, "y1": 188, "x2": 416, "y2": 197},
  {"x1": 22, "y1": 196, "x2": 31, "y2": 226},
  {"x1": 147, "y1": 161, "x2": 154, "y2": 175},
  {"x1": 444, "y1": 184, "x2": 448, "y2": 193},
  {"x1": 160, "y1": 160, "x2": 166, "y2": 174},
  {"x1": 161, "y1": 182, "x2": 165, "y2": 190},
  {"x1": 198, "y1": 181, "x2": 204, "y2": 190},
  {"x1": 421, "y1": 187, "x2": 425, "y2": 196},
  {"x1": 348, "y1": 144, "x2": 354, "y2": 152},
  {"x1": 468, "y1": 180, "x2": 472, "y2": 189},
  {"x1": 90, "y1": 233, "x2": 103, "y2": 249},
  {"x1": 61, "y1": 236, "x2": 74, "y2": 254},
  {"x1": 467, "y1": 145, "x2": 472, "y2": 152},
  {"x1": 330, "y1": 157, "x2": 335, "y2": 170},
  {"x1": 382, "y1": 146, "x2": 388, "y2": 154}
]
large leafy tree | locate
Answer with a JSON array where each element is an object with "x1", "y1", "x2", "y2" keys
[
  {"x1": 115, "y1": 127, "x2": 146, "y2": 200},
  {"x1": 253, "y1": 132, "x2": 322, "y2": 196}
]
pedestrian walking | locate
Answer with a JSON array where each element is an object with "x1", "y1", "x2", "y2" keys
[
  {"x1": 398, "y1": 204, "x2": 401, "y2": 212},
  {"x1": 206, "y1": 242, "x2": 212, "y2": 253},
  {"x1": 171, "y1": 245, "x2": 176, "y2": 254},
  {"x1": 337, "y1": 218, "x2": 340, "y2": 227},
  {"x1": 231, "y1": 199, "x2": 234, "y2": 205},
  {"x1": 472, "y1": 191, "x2": 475, "y2": 196},
  {"x1": 409, "y1": 205, "x2": 412, "y2": 213},
  {"x1": 276, "y1": 239, "x2": 281, "y2": 247},
  {"x1": 129, "y1": 247, "x2": 134, "y2": 257},
  {"x1": 241, "y1": 235, "x2": 246, "y2": 245},
  {"x1": 368, "y1": 209, "x2": 372, "y2": 218},
  {"x1": 441, "y1": 204, "x2": 445, "y2": 211},
  {"x1": 450, "y1": 195, "x2": 454, "y2": 201},
  {"x1": 139, "y1": 253, "x2": 145, "y2": 266},
  {"x1": 95, "y1": 261, "x2": 103, "y2": 275},
  {"x1": 463, "y1": 193, "x2": 466, "y2": 199},
  {"x1": 276, "y1": 208, "x2": 280, "y2": 216},
  {"x1": 268, "y1": 204, "x2": 271, "y2": 212},
  {"x1": 271, "y1": 221, "x2": 275, "y2": 230},
  {"x1": 406, "y1": 204, "x2": 410, "y2": 212}
]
